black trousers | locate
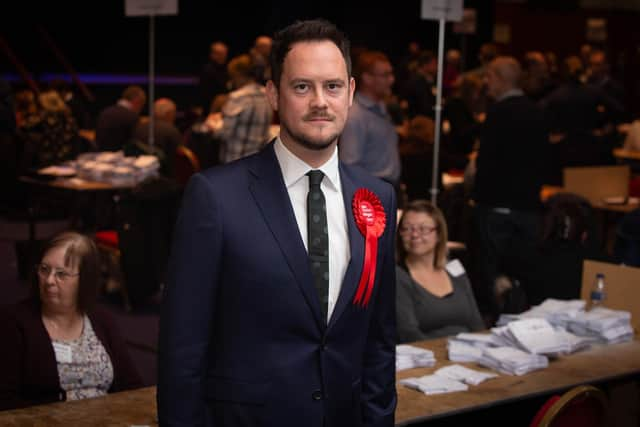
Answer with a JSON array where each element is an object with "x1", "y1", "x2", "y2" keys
[{"x1": 469, "y1": 204, "x2": 540, "y2": 317}]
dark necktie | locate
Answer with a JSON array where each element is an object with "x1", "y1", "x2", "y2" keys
[{"x1": 307, "y1": 170, "x2": 329, "y2": 322}]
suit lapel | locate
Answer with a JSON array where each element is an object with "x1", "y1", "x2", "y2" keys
[
  {"x1": 248, "y1": 144, "x2": 324, "y2": 329},
  {"x1": 328, "y1": 163, "x2": 365, "y2": 329}
]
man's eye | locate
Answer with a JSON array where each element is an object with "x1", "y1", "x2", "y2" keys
[
  {"x1": 294, "y1": 84, "x2": 309, "y2": 93},
  {"x1": 327, "y1": 83, "x2": 343, "y2": 91}
]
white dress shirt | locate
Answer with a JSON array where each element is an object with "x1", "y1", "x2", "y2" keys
[{"x1": 273, "y1": 137, "x2": 350, "y2": 322}]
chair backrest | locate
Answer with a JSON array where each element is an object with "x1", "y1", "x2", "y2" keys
[
  {"x1": 581, "y1": 259, "x2": 640, "y2": 333},
  {"x1": 563, "y1": 165, "x2": 630, "y2": 206},
  {"x1": 536, "y1": 385, "x2": 608, "y2": 427},
  {"x1": 174, "y1": 145, "x2": 201, "y2": 187}
]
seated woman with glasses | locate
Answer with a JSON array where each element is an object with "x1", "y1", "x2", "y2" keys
[
  {"x1": 396, "y1": 200, "x2": 484, "y2": 343},
  {"x1": 0, "y1": 231, "x2": 141, "y2": 410}
]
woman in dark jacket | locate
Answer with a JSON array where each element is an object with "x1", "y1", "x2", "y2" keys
[{"x1": 0, "y1": 231, "x2": 142, "y2": 411}]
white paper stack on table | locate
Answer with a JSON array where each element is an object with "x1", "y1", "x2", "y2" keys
[
  {"x1": 400, "y1": 374, "x2": 469, "y2": 395},
  {"x1": 434, "y1": 364, "x2": 498, "y2": 385},
  {"x1": 478, "y1": 346, "x2": 548, "y2": 376},
  {"x1": 447, "y1": 339, "x2": 485, "y2": 362},
  {"x1": 454, "y1": 332, "x2": 507, "y2": 348},
  {"x1": 396, "y1": 345, "x2": 436, "y2": 371},
  {"x1": 553, "y1": 328, "x2": 599, "y2": 353},
  {"x1": 567, "y1": 307, "x2": 634, "y2": 344},
  {"x1": 495, "y1": 318, "x2": 571, "y2": 355},
  {"x1": 400, "y1": 364, "x2": 498, "y2": 395},
  {"x1": 496, "y1": 299, "x2": 586, "y2": 327}
]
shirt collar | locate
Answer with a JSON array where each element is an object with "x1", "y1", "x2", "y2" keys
[
  {"x1": 117, "y1": 99, "x2": 134, "y2": 110},
  {"x1": 273, "y1": 137, "x2": 340, "y2": 191},
  {"x1": 496, "y1": 88, "x2": 525, "y2": 102},
  {"x1": 355, "y1": 92, "x2": 387, "y2": 115}
]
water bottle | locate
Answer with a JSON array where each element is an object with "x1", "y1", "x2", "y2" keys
[{"x1": 590, "y1": 273, "x2": 606, "y2": 309}]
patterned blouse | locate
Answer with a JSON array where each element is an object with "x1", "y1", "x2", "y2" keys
[{"x1": 52, "y1": 315, "x2": 114, "y2": 401}]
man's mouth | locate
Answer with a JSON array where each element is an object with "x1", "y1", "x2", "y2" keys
[{"x1": 304, "y1": 113, "x2": 335, "y2": 122}]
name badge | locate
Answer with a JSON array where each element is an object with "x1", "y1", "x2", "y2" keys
[
  {"x1": 52, "y1": 342, "x2": 73, "y2": 363},
  {"x1": 446, "y1": 259, "x2": 465, "y2": 277}
]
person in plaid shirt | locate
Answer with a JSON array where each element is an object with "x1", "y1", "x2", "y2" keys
[{"x1": 216, "y1": 54, "x2": 273, "y2": 163}]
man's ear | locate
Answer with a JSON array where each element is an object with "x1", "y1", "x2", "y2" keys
[
  {"x1": 266, "y1": 80, "x2": 279, "y2": 111},
  {"x1": 348, "y1": 76, "x2": 356, "y2": 107}
]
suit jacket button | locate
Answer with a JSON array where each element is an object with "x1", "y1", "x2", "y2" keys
[{"x1": 312, "y1": 390, "x2": 323, "y2": 401}]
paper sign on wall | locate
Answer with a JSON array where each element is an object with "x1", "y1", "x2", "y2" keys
[
  {"x1": 125, "y1": 0, "x2": 178, "y2": 16},
  {"x1": 421, "y1": 0, "x2": 464, "y2": 22}
]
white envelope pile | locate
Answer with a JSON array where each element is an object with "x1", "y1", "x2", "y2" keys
[{"x1": 396, "y1": 345, "x2": 436, "y2": 371}]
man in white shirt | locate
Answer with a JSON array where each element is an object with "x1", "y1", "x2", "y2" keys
[{"x1": 158, "y1": 19, "x2": 397, "y2": 427}]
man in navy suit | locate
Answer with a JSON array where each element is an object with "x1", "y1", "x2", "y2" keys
[{"x1": 158, "y1": 19, "x2": 397, "y2": 427}]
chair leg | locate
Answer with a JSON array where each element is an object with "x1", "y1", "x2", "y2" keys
[{"x1": 98, "y1": 246, "x2": 131, "y2": 312}]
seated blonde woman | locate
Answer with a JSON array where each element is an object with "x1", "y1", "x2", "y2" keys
[{"x1": 396, "y1": 200, "x2": 484, "y2": 343}]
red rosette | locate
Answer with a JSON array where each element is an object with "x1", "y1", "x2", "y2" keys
[{"x1": 352, "y1": 188, "x2": 386, "y2": 307}]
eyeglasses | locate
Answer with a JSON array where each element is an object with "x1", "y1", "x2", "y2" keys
[
  {"x1": 36, "y1": 263, "x2": 79, "y2": 283},
  {"x1": 399, "y1": 224, "x2": 437, "y2": 236}
]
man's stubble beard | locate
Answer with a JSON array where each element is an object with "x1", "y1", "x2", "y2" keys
[{"x1": 280, "y1": 121, "x2": 341, "y2": 151}]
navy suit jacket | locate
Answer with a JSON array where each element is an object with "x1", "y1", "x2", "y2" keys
[{"x1": 158, "y1": 142, "x2": 397, "y2": 427}]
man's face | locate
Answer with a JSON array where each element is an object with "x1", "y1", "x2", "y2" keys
[
  {"x1": 589, "y1": 53, "x2": 607, "y2": 80},
  {"x1": 267, "y1": 40, "x2": 355, "y2": 153},
  {"x1": 366, "y1": 60, "x2": 394, "y2": 100},
  {"x1": 485, "y1": 66, "x2": 503, "y2": 100},
  {"x1": 210, "y1": 44, "x2": 228, "y2": 65}
]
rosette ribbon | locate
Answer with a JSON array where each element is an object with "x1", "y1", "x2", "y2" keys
[{"x1": 352, "y1": 188, "x2": 386, "y2": 307}]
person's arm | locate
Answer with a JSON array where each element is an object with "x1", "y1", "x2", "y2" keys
[
  {"x1": 215, "y1": 96, "x2": 243, "y2": 162},
  {"x1": 361, "y1": 186, "x2": 397, "y2": 427},
  {"x1": 94, "y1": 309, "x2": 143, "y2": 393},
  {"x1": 157, "y1": 173, "x2": 223, "y2": 426},
  {"x1": 457, "y1": 274, "x2": 486, "y2": 332},
  {"x1": 165, "y1": 126, "x2": 183, "y2": 178},
  {"x1": 0, "y1": 308, "x2": 26, "y2": 410},
  {"x1": 395, "y1": 267, "x2": 430, "y2": 343}
]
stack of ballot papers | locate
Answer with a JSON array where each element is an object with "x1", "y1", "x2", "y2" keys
[
  {"x1": 447, "y1": 339, "x2": 485, "y2": 362},
  {"x1": 477, "y1": 346, "x2": 548, "y2": 376},
  {"x1": 453, "y1": 332, "x2": 507, "y2": 348},
  {"x1": 396, "y1": 345, "x2": 436, "y2": 371},
  {"x1": 400, "y1": 364, "x2": 498, "y2": 395},
  {"x1": 400, "y1": 374, "x2": 469, "y2": 395},
  {"x1": 434, "y1": 364, "x2": 498, "y2": 385},
  {"x1": 496, "y1": 299, "x2": 586, "y2": 327},
  {"x1": 567, "y1": 307, "x2": 634, "y2": 344},
  {"x1": 493, "y1": 318, "x2": 572, "y2": 355}
]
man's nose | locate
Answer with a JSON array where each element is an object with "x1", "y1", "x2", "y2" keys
[{"x1": 310, "y1": 87, "x2": 328, "y2": 108}]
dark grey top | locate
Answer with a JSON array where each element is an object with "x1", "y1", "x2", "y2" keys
[{"x1": 396, "y1": 262, "x2": 485, "y2": 343}]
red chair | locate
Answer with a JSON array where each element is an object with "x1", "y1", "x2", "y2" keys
[
  {"x1": 629, "y1": 176, "x2": 640, "y2": 198},
  {"x1": 95, "y1": 230, "x2": 130, "y2": 310},
  {"x1": 530, "y1": 385, "x2": 608, "y2": 427},
  {"x1": 175, "y1": 145, "x2": 201, "y2": 187}
]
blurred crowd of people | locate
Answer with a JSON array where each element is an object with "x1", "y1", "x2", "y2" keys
[{"x1": 0, "y1": 32, "x2": 639, "y2": 414}]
